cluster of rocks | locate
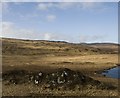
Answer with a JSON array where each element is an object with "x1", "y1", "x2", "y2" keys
[
  {"x1": 3, "y1": 68, "x2": 99, "y2": 85},
  {"x1": 44, "y1": 68, "x2": 94, "y2": 87},
  {"x1": 29, "y1": 71, "x2": 44, "y2": 84},
  {"x1": 3, "y1": 68, "x2": 115, "y2": 89}
]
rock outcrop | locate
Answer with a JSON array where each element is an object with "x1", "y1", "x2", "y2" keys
[{"x1": 3, "y1": 68, "x2": 115, "y2": 90}]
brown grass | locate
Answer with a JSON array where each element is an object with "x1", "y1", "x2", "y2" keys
[
  {"x1": 2, "y1": 38, "x2": 119, "y2": 96},
  {"x1": 2, "y1": 83, "x2": 118, "y2": 96}
]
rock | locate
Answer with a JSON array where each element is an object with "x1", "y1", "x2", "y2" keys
[
  {"x1": 32, "y1": 72, "x2": 44, "y2": 84},
  {"x1": 34, "y1": 80, "x2": 39, "y2": 85},
  {"x1": 44, "y1": 68, "x2": 89, "y2": 87},
  {"x1": 43, "y1": 68, "x2": 105, "y2": 89},
  {"x1": 29, "y1": 76, "x2": 34, "y2": 82},
  {"x1": 38, "y1": 72, "x2": 43, "y2": 76},
  {"x1": 3, "y1": 68, "x2": 115, "y2": 90},
  {"x1": 57, "y1": 77, "x2": 65, "y2": 84}
]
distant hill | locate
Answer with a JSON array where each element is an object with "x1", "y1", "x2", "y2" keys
[
  {"x1": 1, "y1": 38, "x2": 118, "y2": 56},
  {"x1": 85, "y1": 43, "x2": 118, "y2": 54}
]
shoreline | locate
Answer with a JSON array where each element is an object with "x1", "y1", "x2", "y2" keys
[{"x1": 96, "y1": 64, "x2": 118, "y2": 74}]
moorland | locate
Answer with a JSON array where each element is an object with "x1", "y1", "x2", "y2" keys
[{"x1": 1, "y1": 38, "x2": 119, "y2": 96}]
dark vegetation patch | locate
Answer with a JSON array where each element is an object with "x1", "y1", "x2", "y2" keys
[{"x1": 2, "y1": 68, "x2": 116, "y2": 90}]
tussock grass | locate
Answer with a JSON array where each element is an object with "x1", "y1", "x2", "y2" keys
[{"x1": 2, "y1": 83, "x2": 118, "y2": 96}]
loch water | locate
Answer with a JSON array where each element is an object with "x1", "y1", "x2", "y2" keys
[{"x1": 102, "y1": 66, "x2": 120, "y2": 79}]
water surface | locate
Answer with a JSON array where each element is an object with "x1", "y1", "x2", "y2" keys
[{"x1": 102, "y1": 66, "x2": 120, "y2": 79}]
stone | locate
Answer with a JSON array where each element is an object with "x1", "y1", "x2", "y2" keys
[
  {"x1": 57, "y1": 77, "x2": 65, "y2": 84},
  {"x1": 38, "y1": 72, "x2": 43, "y2": 76},
  {"x1": 34, "y1": 80, "x2": 39, "y2": 84}
]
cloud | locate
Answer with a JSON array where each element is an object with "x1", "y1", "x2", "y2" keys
[
  {"x1": 43, "y1": 32, "x2": 65, "y2": 41},
  {"x1": 46, "y1": 14, "x2": 56, "y2": 22},
  {"x1": 2, "y1": 22, "x2": 14, "y2": 35},
  {"x1": 2, "y1": 2, "x2": 9, "y2": 13},
  {"x1": 2, "y1": 21, "x2": 37, "y2": 39},
  {"x1": 37, "y1": 3, "x2": 53, "y2": 11},
  {"x1": 2, "y1": 22, "x2": 13, "y2": 29},
  {"x1": 56, "y1": 2, "x2": 76, "y2": 9},
  {"x1": 2, "y1": 21, "x2": 60, "y2": 41},
  {"x1": 2, "y1": 0, "x2": 119, "y2": 2},
  {"x1": 37, "y1": 2, "x2": 75, "y2": 11},
  {"x1": 80, "y1": 2, "x2": 97, "y2": 9},
  {"x1": 79, "y1": 35, "x2": 106, "y2": 43},
  {"x1": 1, "y1": 22, "x2": 108, "y2": 43},
  {"x1": 2, "y1": 21, "x2": 17, "y2": 37},
  {"x1": 0, "y1": 3, "x2": 2, "y2": 13},
  {"x1": 44, "y1": 33, "x2": 51, "y2": 40},
  {"x1": 37, "y1": 2, "x2": 112, "y2": 12}
]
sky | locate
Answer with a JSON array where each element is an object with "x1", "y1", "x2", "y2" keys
[{"x1": 1, "y1": 2, "x2": 118, "y2": 43}]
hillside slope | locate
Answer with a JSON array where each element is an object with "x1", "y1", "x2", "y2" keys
[{"x1": 2, "y1": 38, "x2": 118, "y2": 56}]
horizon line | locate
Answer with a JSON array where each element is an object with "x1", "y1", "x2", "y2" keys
[{"x1": 1, "y1": 37, "x2": 118, "y2": 44}]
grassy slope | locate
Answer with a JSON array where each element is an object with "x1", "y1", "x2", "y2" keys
[
  {"x1": 2, "y1": 38, "x2": 118, "y2": 72},
  {"x1": 2, "y1": 38, "x2": 118, "y2": 56}
]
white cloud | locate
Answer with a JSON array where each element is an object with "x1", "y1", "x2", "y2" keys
[
  {"x1": 44, "y1": 33, "x2": 52, "y2": 40},
  {"x1": 56, "y1": 2, "x2": 75, "y2": 9},
  {"x1": 37, "y1": 2, "x2": 75, "y2": 11},
  {"x1": 2, "y1": 22, "x2": 14, "y2": 35},
  {"x1": 2, "y1": 21, "x2": 37, "y2": 39},
  {"x1": 80, "y1": 2, "x2": 96, "y2": 9},
  {"x1": 0, "y1": 3, "x2": 2, "y2": 13},
  {"x1": 37, "y1": 3, "x2": 53, "y2": 11},
  {"x1": 2, "y1": 22, "x2": 13, "y2": 29},
  {"x1": 2, "y1": 21, "x2": 16, "y2": 37},
  {"x1": 1, "y1": 22, "x2": 108, "y2": 43},
  {"x1": 43, "y1": 32, "x2": 63, "y2": 41},
  {"x1": 38, "y1": 3, "x2": 48, "y2": 10},
  {"x1": 1, "y1": 0, "x2": 119, "y2": 2},
  {"x1": 43, "y1": 32, "x2": 73, "y2": 42},
  {"x1": 79, "y1": 35, "x2": 106, "y2": 43},
  {"x1": 46, "y1": 14, "x2": 56, "y2": 22},
  {"x1": 37, "y1": 2, "x2": 112, "y2": 12},
  {"x1": 1, "y1": 21, "x2": 61, "y2": 41},
  {"x1": 2, "y1": 2, "x2": 9, "y2": 13}
]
